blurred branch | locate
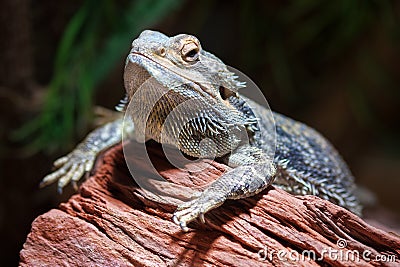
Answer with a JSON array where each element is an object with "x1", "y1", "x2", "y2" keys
[{"x1": 13, "y1": 0, "x2": 184, "y2": 154}]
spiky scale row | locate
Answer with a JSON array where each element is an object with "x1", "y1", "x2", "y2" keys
[{"x1": 40, "y1": 30, "x2": 362, "y2": 232}]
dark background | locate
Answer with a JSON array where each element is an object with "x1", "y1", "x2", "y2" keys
[{"x1": 1, "y1": 0, "x2": 399, "y2": 265}]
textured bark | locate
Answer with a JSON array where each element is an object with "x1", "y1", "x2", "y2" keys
[{"x1": 20, "y1": 141, "x2": 400, "y2": 266}]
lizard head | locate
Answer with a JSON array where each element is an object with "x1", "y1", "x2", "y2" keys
[
  {"x1": 124, "y1": 30, "x2": 246, "y2": 98},
  {"x1": 123, "y1": 30, "x2": 257, "y2": 158}
]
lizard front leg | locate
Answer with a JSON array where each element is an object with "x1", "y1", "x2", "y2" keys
[
  {"x1": 172, "y1": 145, "x2": 276, "y2": 231},
  {"x1": 40, "y1": 116, "x2": 134, "y2": 192}
]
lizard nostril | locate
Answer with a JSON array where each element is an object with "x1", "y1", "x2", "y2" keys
[{"x1": 158, "y1": 47, "x2": 166, "y2": 57}]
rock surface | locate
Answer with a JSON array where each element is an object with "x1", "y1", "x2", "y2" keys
[{"x1": 20, "y1": 141, "x2": 400, "y2": 266}]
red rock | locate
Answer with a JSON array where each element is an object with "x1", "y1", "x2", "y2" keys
[{"x1": 20, "y1": 142, "x2": 400, "y2": 266}]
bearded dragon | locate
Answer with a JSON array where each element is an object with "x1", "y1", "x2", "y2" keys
[{"x1": 40, "y1": 30, "x2": 362, "y2": 231}]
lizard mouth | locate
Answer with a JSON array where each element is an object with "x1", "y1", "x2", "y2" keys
[
  {"x1": 124, "y1": 53, "x2": 153, "y2": 99},
  {"x1": 123, "y1": 52, "x2": 255, "y2": 137},
  {"x1": 125, "y1": 52, "x2": 220, "y2": 100}
]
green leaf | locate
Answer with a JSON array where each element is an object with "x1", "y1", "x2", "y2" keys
[{"x1": 15, "y1": 0, "x2": 185, "y2": 153}]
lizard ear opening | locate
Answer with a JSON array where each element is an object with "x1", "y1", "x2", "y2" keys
[{"x1": 219, "y1": 86, "x2": 236, "y2": 100}]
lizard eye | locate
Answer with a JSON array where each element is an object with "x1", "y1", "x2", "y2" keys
[{"x1": 181, "y1": 41, "x2": 200, "y2": 62}]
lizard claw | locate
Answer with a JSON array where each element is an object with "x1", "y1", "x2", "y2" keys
[
  {"x1": 199, "y1": 212, "x2": 206, "y2": 224},
  {"x1": 172, "y1": 215, "x2": 189, "y2": 232},
  {"x1": 172, "y1": 196, "x2": 224, "y2": 231},
  {"x1": 40, "y1": 149, "x2": 96, "y2": 192}
]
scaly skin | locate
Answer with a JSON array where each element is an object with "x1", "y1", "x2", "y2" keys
[{"x1": 41, "y1": 30, "x2": 361, "y2": 231}]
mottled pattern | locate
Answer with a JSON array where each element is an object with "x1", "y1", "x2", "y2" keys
[
  {"x1": 41, "y1": 30, "x2": 362, "y2": 231},
  {"x1": 244, "y1": 98, "x2": 361, "y2": 215}
]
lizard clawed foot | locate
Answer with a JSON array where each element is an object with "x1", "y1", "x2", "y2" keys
[
  {"x1": 40, "y1": 148, "x2": 96, "y2": 193},
  {"x1": 172, "y1": 194, "x2": 225, "y2": 231}
]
